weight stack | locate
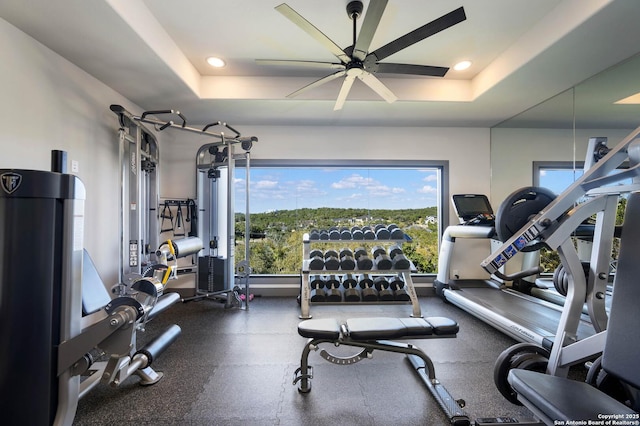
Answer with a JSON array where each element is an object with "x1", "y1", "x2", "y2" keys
[
  {"x1": 1, "y1": 169, "x2": 86, "y2": 426},
  {"x1": 198, "y1": 255, "x2": 228, "y2": 292}
]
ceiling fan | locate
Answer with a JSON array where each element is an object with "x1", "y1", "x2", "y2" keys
[{"x1": 257, "y1": 0, "x2": 467, "y2": 110}]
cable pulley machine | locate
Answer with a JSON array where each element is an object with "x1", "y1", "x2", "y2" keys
[
  {"x1": 188, "y1": 123, "x2": 257, "y2": 308},
  {"x1": 110, "y1": 105, "x2": 258, "y2": 309}
]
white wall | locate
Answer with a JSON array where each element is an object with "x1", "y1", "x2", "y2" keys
[
  {"x1": 490, "y1": 127, "x2": 634, "y2": 205},
  {"x1": 0, "y1": 17, "x2": 145, "y2": 287},
  {"x1": 159, "y1": 126, "x2": 492, "y2": 225}
]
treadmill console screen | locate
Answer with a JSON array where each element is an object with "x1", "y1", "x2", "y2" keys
[{"x1": 452, "y1": 194, "x2": 495, "y2": 224}]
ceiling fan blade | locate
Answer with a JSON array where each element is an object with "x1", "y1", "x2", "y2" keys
[
  {"x1": 369, "y1": 6, "x2": 466, "y2": 62},
  {"x1": 375, "y1": 62, "x2": 449, "y2": 77},
  {"x1": 256, "y1": 59, "x2": 346, "y2": 70},
  {"x1": 353, "y1": 0, "x2": 388, "y2": 61},
  {"x1": 334, "y1": 74, "x2": 357, "y2": 110},
  {"x1": 287, "y1": 70, "x2": 346, "y2": 98},
  {"x1": 276, "y1": 3, "x2": 351, "y2": 63},
  {"x1": 358, "y1": 72, "x2": 398, "y2": 104}
]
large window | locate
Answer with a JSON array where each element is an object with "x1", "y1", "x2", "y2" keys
[{"x1": 235, "y1": 160, "x2": 449, "y2": 275}]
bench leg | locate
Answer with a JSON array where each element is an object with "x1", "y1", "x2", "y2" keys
[
  {"x1": 407, "y1": 354, "x2": 470, "y2": 426},
  {"x1": 293, "y1": 338, "x2": 323, "y2": 393}
]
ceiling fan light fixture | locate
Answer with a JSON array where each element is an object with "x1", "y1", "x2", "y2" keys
[
  {"x1": 453, "y1": 60, "x2": 472, "y2": 71},
  {"x1": 206, "y1": 56, "x2": 226, "y2": 68}
]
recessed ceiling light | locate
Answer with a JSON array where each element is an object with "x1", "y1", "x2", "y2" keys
[
  {"x1": 206, "y1": 56, "x2": 226, "y2": 68},
  {"x1": 453, "y1": 60, "x2": 471, "y2": 71}
]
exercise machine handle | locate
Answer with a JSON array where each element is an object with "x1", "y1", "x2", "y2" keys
[
  {"x1": 141, "y1": 109, "x2": 186, "y2": 128},
  {"x1": 202, "y1": 121, "x2": 241, "y2": 138},
  {"x1": 492, "y1": 266, "x2": 543, "y2": 282}
]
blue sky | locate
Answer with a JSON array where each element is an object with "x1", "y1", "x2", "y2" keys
[
  {"x1": 233, "y1": 166, "x2": 626, "y2": 214},
  {"x1": 235, "y1": 167, "x2": 439, "y2": 213},
  {"x1": 538, "y1": 169, "x2": 583, "y2": 195}
]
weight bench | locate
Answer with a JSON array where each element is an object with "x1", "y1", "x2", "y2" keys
[{"x1": 294, "y1": 316, "x2": 471, "y2": 426}]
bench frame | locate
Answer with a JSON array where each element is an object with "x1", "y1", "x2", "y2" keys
[{"x1": 294, "y1": 318, "x2": 471, "y2": 426}]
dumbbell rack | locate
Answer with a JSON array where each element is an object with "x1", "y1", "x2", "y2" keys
[{"x1": 299, "y1": 233, "x2": 421, "y2": 319}]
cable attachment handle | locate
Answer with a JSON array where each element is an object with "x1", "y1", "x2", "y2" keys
[
  {"x1": 202, "y1": 121, "x2": 241, "y2": 138},
  {"x1": 141, "y1": 109, "x2": 187, "y2": 128}
]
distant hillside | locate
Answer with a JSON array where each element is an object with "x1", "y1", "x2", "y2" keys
[{"x1": 240, "y1": 206, "x2": 438, "y2": 234}]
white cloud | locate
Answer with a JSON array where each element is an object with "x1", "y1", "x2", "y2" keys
[
  {"x1": 255, "y1": 179, "x2": 278, "y2": 189},
  {"x1": 331, "y1": 174, "x2": 376, "y2": 189},
  {"x1": 418, "y1": 185, "x2": 437, "y2": 194}
]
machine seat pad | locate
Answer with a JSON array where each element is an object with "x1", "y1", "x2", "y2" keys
[
  {"x1": 298, "y1": 317, "x2": 458, "y2": 341},
  {"x1": 508, "y1": 369, "x2": 636, "y2": 421}
]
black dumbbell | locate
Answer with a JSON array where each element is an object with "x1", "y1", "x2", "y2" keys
[
  {"x1": 309, "y1": 249, "x2": 325, "y2": 270},
  {"x1": 319, "y1": 230, "x2": 329, "y2": 240},
  {"x1": 329, "y1": 227, "x2": 341, "y2": 240},
  {"x1": 339, "y1": 248, "x2": 356, "y2": 270},
  {"x1": 362, "y1": 226, "x2": 375, "y2": 240},
  {"x1": 373, "y1": 276, "x2": 394, "y2": 301},
  {"x1": 354, "y1": 247, "x2": 373, "y2": 270},
  {"x1": 372, "y1": 246, "x2": 392, "y2": 270},
  {"x1": 324, "y1": 249, "x2": 340, "y2": 270},
  {"x1": 340, "y1": 227, "x2": 352, "y2": 240},
  {"x1": 351, "y1": 226, "x2": 364, "y2": 240},
  {"x1": 371, "y1": 246, "x2": 386, "y2": 258},
  {"x1": 375, "y1": 224, "x2": 390, "y2": 240},
  {"x1": 358, "y1": 273, "x2": 378, "y2": 301},
  {"x1": 325, "y1": 275, "x2": 342, "y2": 302},
  {"x1": 309, "y1": 229, "x2": 320, "y2": 240},
  {"x1": 388, "y1": 245, "x2": 411, "y2": 269},
  {"x1": 388, "y1": 224, "x2": 404, "y2": 240},
  {"x1": 389, "y1": 275, "x2": 410, "y2": 301},
  {"x1": 342, "y1": 274, "x2": 361, "y2": 302},
  {"x1": 310, "y1": 275, "x2": 326, "y2": 302},
  {"x1": 388, "y1": 244, "x2": 403, "y2": 259},
  {"x1": 392, "y1": 254, "x2": 411, "y2": 270}
]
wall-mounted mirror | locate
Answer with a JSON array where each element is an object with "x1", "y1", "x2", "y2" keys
[{"x1": 490, "y1": 53, "x2": 640, "y2": 205}]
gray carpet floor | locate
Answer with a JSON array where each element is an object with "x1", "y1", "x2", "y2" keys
[{"x1": 73, "y1": 296, "x2": 539, "y2": 425}]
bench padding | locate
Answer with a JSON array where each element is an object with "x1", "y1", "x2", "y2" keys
[{"x1": 298, "y1": 317, "x2": 458, "y2": 340}]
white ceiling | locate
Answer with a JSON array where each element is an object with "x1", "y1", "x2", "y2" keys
[{"x1": 2, "y1": 0, "x2": 640, "y2": 127}]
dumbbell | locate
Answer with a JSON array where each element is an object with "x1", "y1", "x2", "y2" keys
[
  {"x1": 388, "y1": 244, "x2": 410, "y2": 270},
  {"x1": 373, "y1": 276, "x2": 394, "y2": 301},
  {"x1": 339, "y1": 248, "x2": 356, "y2": 270},
  {"x1": 358, "y1": 273, "x2": 378, "y2": 301},
  {"x1": 374, "y1": 224, "x2": 390, "y2": 240},
  {"x1": 372, "y1": 246, "x2": 392, "y2": 270},
  {"x1": 362, "y1": 226, "x2": 375, "y2": 240},
  {"x1": 354, "y1": 247, "x2": 373, "y2": 270},
  {"x1": 342, "y1": 273, "x2": 361, "y2": 302},
  {"x1": 309, "y1": 275, "x2": 326, "y2": 302},
  {"x1": 340, "y1": 227, "x2": 352, "y2": 240},
  {"x1": 328, "y1": 227, "x2": 340, "y2": 240},
  {"x1": 325, "y1": 275, "x2": 343, "y2": 302},
  {"x1": 389, "y1": 275, "x2": 410, "y2": 301},
  {"x1": 309, "y1": 249, "x2": 325, "y2": 270},
  {"x1": 387, "y1": 224, "x2": 404, "y2": 240},
  {"x1": 309, "y1": 229, "x2": 320, "y2": 240},
  {"x1": 351, "y1": 226, "x2": 364, "y2": 240},
  {"x1": 323, "y1": 249, "x2": 340, "y2": 270},
  {"x1": 319, "y1": 230, "x2": 329, "y2": 240}
]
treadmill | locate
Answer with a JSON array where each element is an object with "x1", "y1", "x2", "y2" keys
[{"x1": 434, "y1": 194, "x2": 596, "y2": 350}]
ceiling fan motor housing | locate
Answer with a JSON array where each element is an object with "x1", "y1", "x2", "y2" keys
[{"x1": 347, "y1": 1, "x2": 364, "y2": 19}]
